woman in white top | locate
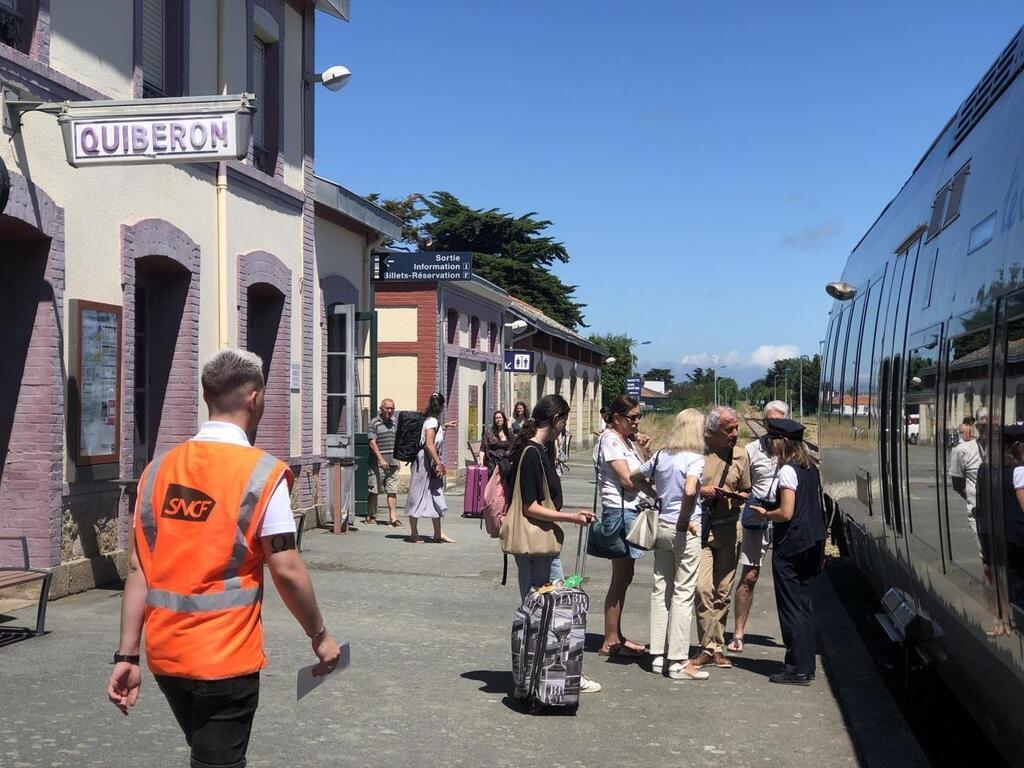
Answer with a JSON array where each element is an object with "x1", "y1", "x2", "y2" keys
[
  {"x1": 594, "y1": 394, "x2": 651, "y2": 657},
  {"x1": 631, "y1": 408, "x2": 709, "y2": 680},
  {"x1": 406, "y1": 392, "x2": 457, "y2": 543}
]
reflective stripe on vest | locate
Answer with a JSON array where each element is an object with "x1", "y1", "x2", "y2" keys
[
  {"x1": 223, "y1": 452, "x2": 282, "y2": 586},
  {"x1": 137, "y1": 453, "x2": 167, "y2": 554},
  {"x1": 147, "y1": 584, "x2": 262, "y2": 612}
]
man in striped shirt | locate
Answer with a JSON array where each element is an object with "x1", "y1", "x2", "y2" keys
[{"x1": 367, "y1": 399, "x2": 401, "y2": 526}]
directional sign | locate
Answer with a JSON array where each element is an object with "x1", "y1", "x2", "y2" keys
[
  {"x1": 504, "y1": 351, "x2": 535, "y2": 373},
  {"x1": 626, "y1": 377, "x2": 642, "y2": 396},
  {"x1": 375, "y1": 251, "x2": 473, "y2": 281}
]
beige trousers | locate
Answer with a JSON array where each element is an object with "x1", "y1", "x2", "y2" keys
[
  {"x1": 650, "y1": 522, "x2": 702, "y2": 660},
  {"x1": 695, "y1": 520, "x2": 742, "y2": 652}
]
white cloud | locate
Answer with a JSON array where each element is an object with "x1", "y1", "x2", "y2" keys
[
  {"x1": 680, "y1": 344, "x2": 801, "y2": 370},
  {"x1": 749, "y1": 344, "x2": 800, "y2": 367}
]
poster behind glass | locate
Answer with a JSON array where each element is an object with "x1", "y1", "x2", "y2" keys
[{"x1": 76, "y1": 302, "x2": 121, "y2": 464}]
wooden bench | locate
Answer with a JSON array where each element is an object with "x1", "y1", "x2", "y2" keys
[{"x1": 0, "y1": 534, "x2": 52, "y2": 639}]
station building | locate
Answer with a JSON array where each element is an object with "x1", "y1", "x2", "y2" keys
[
  {"x1": 505, "y1": 297, "x2": 605, "y2": 451},
  {"x1": 0, "y1": 0, "x2": 393, "y2": 596}
]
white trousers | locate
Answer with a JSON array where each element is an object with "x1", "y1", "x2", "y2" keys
[{"x1": 650, "y1": 521, "x2": 702, "y2": 661}]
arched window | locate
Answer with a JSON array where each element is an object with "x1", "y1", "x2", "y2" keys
[
  {"x1": 488, "y1": 322, "x2": 498, "y2": 352},
  {"x1": 447, "y1": 308, "x2": 458, "y2": 345},
  {"x1": 470, "y1": 316, "x2": 480, "y2": 349}
]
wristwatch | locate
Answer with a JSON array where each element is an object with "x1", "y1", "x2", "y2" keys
[{"x1": 113, "y1": 651, "x2": 140, "y2": 664}]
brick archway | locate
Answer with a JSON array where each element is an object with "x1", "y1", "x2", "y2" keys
[
  {"x1": 0, "y1": 169, "x2": 65, "y2": 568},
  {"x1": 120, "y1": 219, "x2": 200, "y2": 502},
  {"x1": 238, "y1": 251, "x2": 292, "y2": 459}
]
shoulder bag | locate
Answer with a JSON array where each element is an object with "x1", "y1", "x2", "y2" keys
[
  {"x1": 588, "y1": 435, "x2": 632, "y2": 559},
  {"x1": 499, "y1": 444, "x2": 564, "y2": 556},
  {"x1": 626, "y1": 450, "x2": 661, "y2": 550}
]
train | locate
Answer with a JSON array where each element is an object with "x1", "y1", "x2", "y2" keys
[{"x1": 819, "y1": 25, "x2": 1024, "y2": 760}]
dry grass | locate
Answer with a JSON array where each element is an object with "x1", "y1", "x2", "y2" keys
[{"x1": 640, "y1": 405, "x2": 819, "y2": 451}]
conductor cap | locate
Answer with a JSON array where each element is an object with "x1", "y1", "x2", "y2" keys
[{"x1": 765, "y1": 418, "x2": 806, "y2": 441}]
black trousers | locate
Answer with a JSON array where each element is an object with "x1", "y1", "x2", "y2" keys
[
  {"x1": 155, "y1": 672, "x2": 260, "y2": 768},
  {"x1": 772, "y1": 547, "x2": 821, "y2": 676}
]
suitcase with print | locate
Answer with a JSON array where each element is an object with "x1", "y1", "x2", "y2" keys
[
  {"x1": 462, "y1": 464, "x2": 489, "y2": 518},
  {"x1": 509, "y1": 529, "x2": 590, "y2": 712}
]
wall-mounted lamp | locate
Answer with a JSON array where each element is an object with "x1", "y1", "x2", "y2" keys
[
  {"x1": 825, "y1": 281, "x2": 857, "y2": 301},
  {"x1": 505, "y1": 320, "x2": 528, "y2": 332},
  {"x1": 306, "y1": 65, "x2": 352, "y2": 91},
  {"x1": 604, "y1": 356, "x2": 617, "y2": 365}
]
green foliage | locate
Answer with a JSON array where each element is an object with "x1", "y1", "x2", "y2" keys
[
  {"x1": 664, "y1": 367, "x2": 738, "y2": 410},
  {"x1": 741, "y1": 355, "x2": 821, "y2": 417},
  {"x1": 588, "y1": 333, "x2": 636, "y2": 406},
  {"x1": 365, "y1": 191, "x2": 586, "y2": 329},
  {"x1": 642, "y1": 368, "x2": 675, "y2": 388}
]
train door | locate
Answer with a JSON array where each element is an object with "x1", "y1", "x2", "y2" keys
[
  {"x1": 993, "y1": 291, "x2": 1024, "y2": 638},
  {"x1": 878, "y1": 237, "x2": 922, "y2": 588}
]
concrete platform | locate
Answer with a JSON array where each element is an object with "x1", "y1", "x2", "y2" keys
[{"x1": 0, "y1": 454, "x2": 925, "y2": 767}]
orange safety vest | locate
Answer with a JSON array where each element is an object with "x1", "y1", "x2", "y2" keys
[{"x1": 133, "y1": 440, "x2": 293, "y2": 679}]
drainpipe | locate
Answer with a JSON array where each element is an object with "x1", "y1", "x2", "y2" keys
[{"x1": 216, "y1": 0, "x2": 229, "y2": 348}]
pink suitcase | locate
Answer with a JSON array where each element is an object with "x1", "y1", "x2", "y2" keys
[{"x1": 463, "y1": 465, "x2": 489, "y2": 517}]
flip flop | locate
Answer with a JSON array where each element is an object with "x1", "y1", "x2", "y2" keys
[
  {"x1": 364, "y1": 516, "x2": 377, "y2": 526},
  {"x1": 727, "y1": 636, "x2": 745, "y2": 653},
  {"x1": 390, "y1": 519, "x2": 404, "y2": 527},
  {"x1": 599, "y1": 643, "x2": 645, "y2": 658}
]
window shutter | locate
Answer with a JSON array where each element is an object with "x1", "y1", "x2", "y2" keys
[
  {"x1": 252, "y1": 37, "x2": 266, "y2": 148},
  {"x1": 944, "y1": 164, "x2": 970, "y2": 227},
  {"x1": 142, "y1": 0, "x2": 166, "y2": 96}
]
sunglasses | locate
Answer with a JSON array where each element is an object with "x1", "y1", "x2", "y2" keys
[{"x1": 619, "y1": 413, "x2": 642, "y2": 422}]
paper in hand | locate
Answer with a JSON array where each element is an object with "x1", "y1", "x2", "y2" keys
[{"x1": 296, "y1": 641, "x2": 350, "y2": 700}]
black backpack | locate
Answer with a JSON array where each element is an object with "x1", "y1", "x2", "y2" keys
[{"x1": 393, "y1": 411, "x2": 426, "y2": 462}]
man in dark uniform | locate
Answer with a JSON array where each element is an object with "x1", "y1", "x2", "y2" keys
[{"x1": 749, "y1": 418, "x2": 827, "y2": 685}]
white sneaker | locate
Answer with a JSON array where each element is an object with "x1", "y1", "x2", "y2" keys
[
  {"x1": 651, "y1": 655, "x2": 665, "y2": 673},
  {"x1": 579, "y1": 674, "x2": 602, "y2": 693}
]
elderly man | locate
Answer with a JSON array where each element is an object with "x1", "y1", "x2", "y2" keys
[
  {"x1": 728, "y1": 400, "x2": 789, "y2": 653},
  {"x1": 367, "y1": 399, "x2": 401, "y2": 527},
  {"x1": 692, "y1": 405, "x2": 751, "y2": 670}
]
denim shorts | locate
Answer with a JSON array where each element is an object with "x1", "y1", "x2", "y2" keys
[{"x1": 605, "y1": 505, "x2": 646, "y2": 560}]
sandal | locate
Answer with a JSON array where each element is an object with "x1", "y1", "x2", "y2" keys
[
  {"x1": 390, "y1": 519, "x2": 404, "y2": 527},
  {"x1": 727, "y1": 636, "x2": 745, "y2": 653},
  {"x1": 408, "y1": 536, "x2": 425, "y2": 544},
  {"x1": 668, "y1": 661, "x2": 709, "y2": 680},
  {"x1": 364, "y1": 516, "x2": 377, "y2": 526},
  {"x1": 598, "y1": 642, "x2": 645, "y2": 658}
]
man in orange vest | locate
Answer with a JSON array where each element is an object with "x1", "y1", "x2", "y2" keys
[{"x1": 107, "y1": 348, "x2": 340, "y2": 768}]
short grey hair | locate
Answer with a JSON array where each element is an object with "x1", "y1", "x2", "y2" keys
[
  {"x1": 202, "y1": 348, "x2": 265, "y2": 412},
  {"x1": 706, "y1": 405, "x2": 738, "y2": 433},
  {"x1": 763, "y1": 400, "x2": 789, "y2": 418}
]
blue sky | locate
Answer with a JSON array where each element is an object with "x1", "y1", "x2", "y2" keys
[{"x1": 314, "y1": 1, "x2": 1024, "y2": 385}]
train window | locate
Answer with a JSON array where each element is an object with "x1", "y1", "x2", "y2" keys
[
  {"x1": 860, "y1": 274, "x2": 885, "y2": 427},
  {"x1": 926, "y1": 185, "x2": 950, "y2": 241},
  {"x1": 968, "y1": 212, "x2": 996, "y2": 254},
  {"x1": 943, "y1": 163, "x2": 970, "y2": 228},
  {"x1": 904, "y1": 332, "x2": 943, "y2": 560},
  {"x1": 1000, "y1": 299, "x2": 1024, "y2": 625},
  {"x1": 842, "y1": 292, "x2": 867, "y2": 424},
  {"x1": 822, "y1": 312, "x2": 842, "y2": 419},
  {"x1": 829, "y1": 308, "x2": 850, "y2": 418},
  {"x1": 945, "y1": 317, "x2": 992, "y2": 604},
  {"x1": 916, "y1": 249, "x2": 939, "y2": 311}
]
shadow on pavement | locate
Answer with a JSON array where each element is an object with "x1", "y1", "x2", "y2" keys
[
  {"x1": 730, "y1": 632, "x2": 784, "y2": 649},
  {"x1": 461, "y1": 669, "x2": 512, "y2": 693}
]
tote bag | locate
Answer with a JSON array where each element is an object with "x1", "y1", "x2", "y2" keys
[
  {"x1": 625, "y1": 450, "x2": 662, "y2": 551},
  {"x1": 499, "y1": 445, "x2": 563, "y2": 556}
]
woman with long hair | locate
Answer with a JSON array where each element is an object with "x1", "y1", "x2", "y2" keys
[
  {"x1": 479, "y1": 410, "x2": 511, "y2": 475},
  {"x1": 594, "y1": 394, "x2": 650, "y2": 657},
  {"x1": 507, "y1": 395, "x2": 601, "y2": 694},
  {"x1": 748, "y1": 419, "x2": 828, "y2": 685},
  {"x1": 406, "y1": 392, "x2": 457, "y2": 544},
  {"x1": 511, "y1": 401, "x2": 529, "y2": 435},
  {"x1": 630, "y1": 408, "x2": 709, "y2": 680}
]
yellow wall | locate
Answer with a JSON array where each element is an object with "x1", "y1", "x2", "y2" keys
[
  {"x1": 378, "y1": 307, "x2": 418, "y2": 342},
  {"x1": 283, "y1": 5, "x2": 305, "y2": 190},
  {"x1": 50, "y1": 0, "x2": 134, "y2": 98},
  {"x1": 379, "y1": 356, "x2": 418, "y2": 414}
]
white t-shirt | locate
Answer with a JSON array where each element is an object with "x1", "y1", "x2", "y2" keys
[
  {"x1": 420, "y1": 416, "x2": 444, "y2": 448},
  {"x1": 778, "y1": 464, "x2": 799, "y2": 492},
  {"x1": 638, "y1": 450, "x2": 705, "y2": 526},
  {"x1": 747, "y1": 438, "x2": 780, "y2": 500},
  {"x1": 188, "y1": 421, "x2": 295, "y2": 537},
  {"x1": 594, "y1": 432, "x2": 645, "y2": 510},
  {"x1": 950, "y1": 439, "x2": 982, "y2": 511}
]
